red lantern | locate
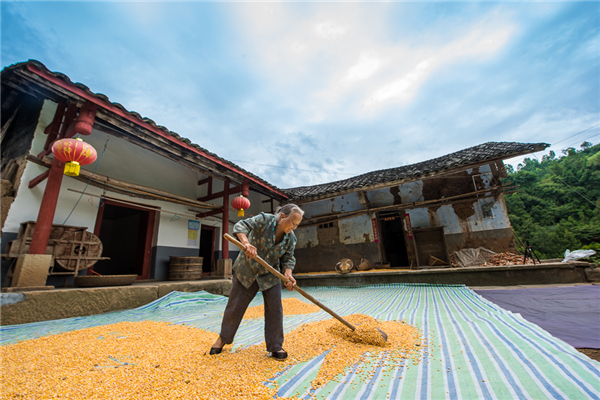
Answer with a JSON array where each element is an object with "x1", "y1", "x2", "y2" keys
[
  {"x1": 51, "y1": 138, "x2": 97, "y2": 177},
  {"x1": 231, "y1": 195, "x2": 251, "y2": 217}
]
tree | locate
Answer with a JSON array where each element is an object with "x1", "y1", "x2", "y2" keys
[{"x1": 503, "y1": 144, "x2": 600, "y2": 259}]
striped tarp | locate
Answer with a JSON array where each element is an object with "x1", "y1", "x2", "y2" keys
[{"x1": 2, "y1": 284, "x2": 599, "y2": 399}]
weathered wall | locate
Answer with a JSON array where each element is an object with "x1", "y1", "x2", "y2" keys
[
  {"x1": 294, "y1": 213, "x2": 379, "y2": 273},
  {"x1": 0, "y1": 93, "x2": 44, "y2": 172},
  {"x1": 295, "y1": 164, "x2": 515, "y2": 271}
]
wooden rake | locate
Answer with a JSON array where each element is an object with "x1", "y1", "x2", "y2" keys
[{"x1": 224, "y1": 233, "x2": 388, "y2": 342}]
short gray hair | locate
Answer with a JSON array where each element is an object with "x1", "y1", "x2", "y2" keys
[{"x1": 275, "y1": 204, "x2": 304, "y2": 218}]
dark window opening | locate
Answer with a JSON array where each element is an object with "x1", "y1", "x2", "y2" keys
[{"x1": 318, "y1": 222, "x2": 334, "y2": 229}]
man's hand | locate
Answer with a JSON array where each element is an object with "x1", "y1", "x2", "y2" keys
[
  {"x1": 236, "y1": 233, "x2": 257, "y2": 259},
  {"x1": 244, "y1": 244, "x2": 257, "y2": 259},
  {"x1": 283, "y1": 269, "x2": 296, "y2": 291}
]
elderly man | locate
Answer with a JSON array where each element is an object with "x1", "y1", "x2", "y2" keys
[{"x1": 210, "y1": 203, "x2": 304, "y2": 361}]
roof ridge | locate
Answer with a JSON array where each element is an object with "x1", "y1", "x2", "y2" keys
[{"x1": 283, "y1": 141, "x2": 549, "y2": 200}]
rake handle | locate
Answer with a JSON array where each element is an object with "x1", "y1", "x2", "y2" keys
[{"x1": 224, "y1": 233, "x2": 356, "y2": 331}]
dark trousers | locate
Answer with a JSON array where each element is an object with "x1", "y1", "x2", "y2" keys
[{"x1": 219, "y1": 273, "x2": 284, "y2": 353}]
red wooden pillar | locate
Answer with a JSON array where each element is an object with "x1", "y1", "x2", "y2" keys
[
  {"x1": 222, "y1": 178, "x2": 230, "y2": 259},
  {"x1": 29, "y1": 101, "x2": 97, "y2": 255},
  {"x1": 28, "y1": 157, "x2": 65, "y2": 254},
  {"x1": 242, "y1": 178, "x2": 249, "y2": 197}
]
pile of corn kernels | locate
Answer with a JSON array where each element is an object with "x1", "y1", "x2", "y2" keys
[
  {"x1": 243, "y1": 298, "x2": 321, "y2": 319},
  {"x1": 1, "y1": 314, "x2": 422, "y2": 399}
]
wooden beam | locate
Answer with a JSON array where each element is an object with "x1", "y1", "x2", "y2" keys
[
  {"x1": 298, "y1": 186, "x2": 502, "y2": 227},
  {"x1": 198, "y1": 177, "x2": 212, "y2": 186},
  {"x1": 69, "y1": 190, "x2": 199, "y2": 219},
  {"x1": 38, "y1": 103, "x2": 78, "y2": 158},
  {"x1": 39, "y1": 102, "x2": 65, "y2": 156},
  {"x1": 27, "y1": 155, "x2": 164, "y2": 201},
  {"x1": 196, "y1": 208, "x2": 224, "y2": 218},
  {"x1": 28, "y1": 170, "x2": 50, "y2": 189},
  {"x1": 1, "y1": 105, "x2": 20, "y2": 141},
  {"x1": 197, "y1": 185, "x2": 241, "y2": 202},
  {"x1": 26, "y1": 155, "x2": 220, "y2": 209}
]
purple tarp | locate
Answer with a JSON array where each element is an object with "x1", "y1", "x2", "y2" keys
[{"x1": 475, "y1": 285, "x2": 600, "y2": 349}]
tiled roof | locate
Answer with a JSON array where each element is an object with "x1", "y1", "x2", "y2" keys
[
  {"x1": 284, "y1": 141, "x2": 549, "y2": 201},
  {"x1": 1, "y1": 60, "x2": 286, "y2": 198}
]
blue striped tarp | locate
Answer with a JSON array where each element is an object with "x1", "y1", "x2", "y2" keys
[{"x1": 2, "y1": 284, "x2": 599, "y2": 399}]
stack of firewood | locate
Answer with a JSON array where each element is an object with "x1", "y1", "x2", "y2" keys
[{"x1": 487, "y1": 252, "x2": 534, "y2": 266}]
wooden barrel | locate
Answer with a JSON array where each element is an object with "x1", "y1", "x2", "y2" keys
[{"x1": 168, "y1": 257, "x2": 204, "y2": 281}]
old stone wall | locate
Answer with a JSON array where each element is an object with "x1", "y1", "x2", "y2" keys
[
  {"x1": 1, "y1": 279, "x2": 232, "y2": 326},
  {"x1": 294, "y1": 163, "x2": 515, "y2": 270}
]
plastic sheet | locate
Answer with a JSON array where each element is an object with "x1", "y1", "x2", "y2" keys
[
  {"x1": 476, "y1": 285, "x2": 600, "y2": 349},
  {"x1": 452, "y1": 247, "x2": 496, "y2": 267},
  {"x1": 562, "y1": 249, "x2": 597, "y2": 262}
]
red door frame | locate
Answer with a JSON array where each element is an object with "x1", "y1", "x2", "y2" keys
[
  {"x1": 93, "y1": 198, "x2": 156, "y2": 280},
  {"x1": 200, "y1": 224, "x2": 217, "y2": 276}
]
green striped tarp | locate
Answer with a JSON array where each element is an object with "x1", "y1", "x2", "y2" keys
[{"x1": 2, "y1": 284, "x2": 599, "y2": 399}]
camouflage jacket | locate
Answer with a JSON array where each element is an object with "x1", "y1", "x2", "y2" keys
[{"x1": 232, "y1": 212, "x2": 297, "y2": 291}]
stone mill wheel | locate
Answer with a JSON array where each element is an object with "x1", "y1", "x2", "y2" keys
[{"x1": 54, "y1": 230, "x2": 103, "y2": 271}]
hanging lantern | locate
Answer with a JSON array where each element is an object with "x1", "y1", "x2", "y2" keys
[
  {"x1": 51, "y1": 138, "x2": 97, "y2": 177},
  {"x1": 231, "y1": 195, "x2": 251, "y2": 217}
]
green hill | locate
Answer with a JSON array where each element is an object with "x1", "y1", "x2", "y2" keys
[{"x1": 502, "y1": 142, "x2": 600, "y2": 262}]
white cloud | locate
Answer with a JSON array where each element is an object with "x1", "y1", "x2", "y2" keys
[
  {"x1": 229, "y1": 3, "x2": 517, "y2": 125},
  {"x1": 364, "y1": 58, "x2": 433, "y2": 106},
  {"x1": 344, "y1": 54, "x2": 382, "y2": 83},
  {"x1": 314, "y1": 21, "x2": 346, "y2": 39}
]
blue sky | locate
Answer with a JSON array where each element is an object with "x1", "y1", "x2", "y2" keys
[{"x1": 2, "y1": 1, "x2": 599, "y2": 189}]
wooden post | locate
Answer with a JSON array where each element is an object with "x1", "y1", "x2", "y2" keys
[
  {"x1": 29, "y1": 101, "x2": 97, "y2": 255},
  {"x1": 242, "y1": 178, "x2": 249, "y2": 197},
  {"x1": 222, "y1": 178, "x2": 230, "y2": 259},
  {"x1": 28, "y1": 157, "x2": 65, "y2": 254}
]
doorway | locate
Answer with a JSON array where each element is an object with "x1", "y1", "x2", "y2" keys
[
  {"x1": 380, "y1": 214, "x2": 410, "y2": 267},
  {"x1": 93, "y1": 199, "x2": 155, "y2": 279},
  {"x1": 199, "y1": 225, "x2": 216, "y2": 275},
  {"x1": 413, "y1": 227, "x2": 448, "y2": 267}
]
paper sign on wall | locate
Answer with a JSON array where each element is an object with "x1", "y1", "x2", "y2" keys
[
  {"x1": 188, "y1": 220, "x2": 200, "y2": 246},
  {"x1": 404, "y1": 213, "x2": 413, "y2": 239},
  {"x1": 371, "y1": 218, "x2": 379, "y2": 243}
]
